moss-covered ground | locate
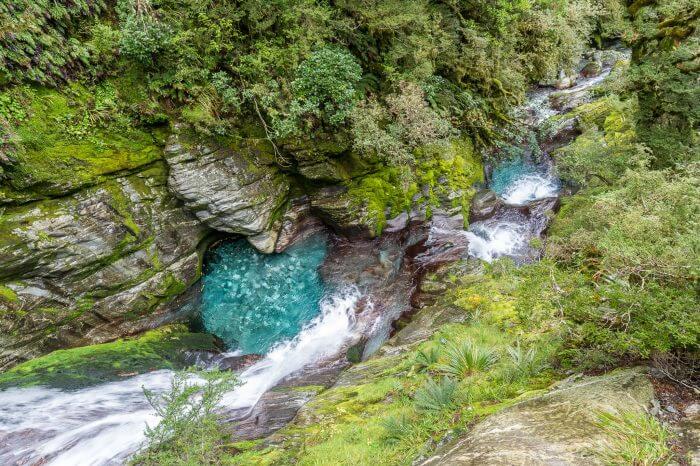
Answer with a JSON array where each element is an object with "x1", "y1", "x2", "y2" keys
[{"x1": 0, "y1": 325, "x2": 218, "y2": 390}]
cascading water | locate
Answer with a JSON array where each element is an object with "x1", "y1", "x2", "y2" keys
[
  {"x1": 0, "y1": 236, "x2": 364, "y2": 465},
  {"x1": 464, "y1": 61, "x2": 622, "y2": 263},
  {"x1": 0, "y1": 49, "x2": 625, "y2": 466}
]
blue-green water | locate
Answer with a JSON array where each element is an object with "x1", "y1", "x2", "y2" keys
[
  {"x1": 490, "y1": 158, "x2": 532, "y2": 195},
  {"x1": 489, "y1": 158, "x2": 558, "y2": 205},
  {"x1": 201, "y1": 236, "x2": 328, "y2": 354}
]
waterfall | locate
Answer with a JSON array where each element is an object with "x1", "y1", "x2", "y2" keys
[{"x1": 0, "y1": 287, "x2": 362, "y2": 465}]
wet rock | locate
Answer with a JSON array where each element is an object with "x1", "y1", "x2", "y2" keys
[
  {"x1": 281, "y1": 133, "x2": 357, "y2": 183},
  {"x1": 554, "y1": 70, "x2": 577, "y2": 90},
  {"x1": 310, "y1": 186, "x2": 376, "y2": 238},
  {"x1": 274, "y1": 198, "x2": 326, "y2": 253},
  {"x1": 227, "y1": 386, "x2": 323, "y2": 441},
  {"x1": 469, "y1": 190, "x2": 504, "y2": 222},
  {"x1": 0, "y1": 163, "x2": 209, "y2": 368},
  {"x1": 421, "y1": 368, "x2": 654, "y2": 466},
  {"x1": 165, "y1": 132, "x2": 290, "y2": 236},
  {"x1": 580, "y1": 60, "x2": 603, "y2": 78},
  {"x1": 247, "y1": 229, "x2": 279, "y2": 254},
  {"x1": 385, "y1": 212, "x2": 409, "y2": 233}
]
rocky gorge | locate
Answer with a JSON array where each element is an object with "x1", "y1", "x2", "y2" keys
[{"x1": 0, "y1": 1, "x2": 698, "y2": 464}]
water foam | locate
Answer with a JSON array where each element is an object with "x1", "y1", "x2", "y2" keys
[
  {"x1": 222, "y1": 286, "x2": 360, "y2": 409},
  {"x1": 500, "y1": 173, "x2": 559, "y2": 205},
  {"x1": 0, "y1": 287, "x2": 361, "y2": 465},
  {"x1": 466, "y1": 220, "x2": 529, "y2": 262}
]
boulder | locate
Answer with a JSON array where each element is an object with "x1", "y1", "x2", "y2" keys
[
  {"x1": 165, "y1": 132, "x2": 290, "y2": 237},
  {"x1": 580, "y1": 60, "x2": 603, "y2": 78},
  {"x1": 0, "y1": 163, "x2": 209, "y2": 368},
  {"x1": 421, "y1": 367, "x2": 655, "y2": 466},
  {"x1": 469, "y1": 190, "x2": 504, "y2": 222}
]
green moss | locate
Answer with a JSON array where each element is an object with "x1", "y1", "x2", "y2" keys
[
  {"x1": 0, "y1": 285, "x2": 18, "y2": 303},
  {"x1": 0, "y1": 325, "x2": 218, "y2": 390},
  {"x1": 1, "y1": 85, "x2": 162, "y2": 201},
  {"x1": 346, "y1": 138, "x2": 483, "y2": 235}
]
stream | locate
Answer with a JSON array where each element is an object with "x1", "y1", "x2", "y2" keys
[{"x1": 0, "y1": 53, "x2": 622, "y2": 465}]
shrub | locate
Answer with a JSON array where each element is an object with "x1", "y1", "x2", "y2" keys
[
  {"x1": 131, "y1": 369, "x2": 238, "y2": 465},
  {"x1": 276, "y1": 46, "x2": 362, "y2": 136},
  {"x1": 119, "y1": 1, "x2": 171, "y2": 64},
  {"x1": 351, "y1": 82, "x2": 453, "y2": 165}
]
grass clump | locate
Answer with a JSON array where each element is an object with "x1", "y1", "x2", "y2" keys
[
  {"x1": 413, "y1": 377, "x2": 459, "y2": 413},
  {"x1": 595, "y1": 410, "x2": 674, "y2": 466}
]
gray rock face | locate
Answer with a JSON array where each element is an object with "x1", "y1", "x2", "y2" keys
[
  {"x1": 421, "y1": 368, "x2": 655, "y2": 466},
  {"x1": 310, "y1": 185, "x2": 376, "y2": 238},
  {"x1": 0, "y1": 163, "x2": 209, "y2": 368},
  {"x1": 165, "y1": 133, "x2": 290, "y2": 238}
]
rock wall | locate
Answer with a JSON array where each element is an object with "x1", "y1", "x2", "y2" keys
[{"x1": 0, "y1": 163, "x2": 209, "y2": 368}]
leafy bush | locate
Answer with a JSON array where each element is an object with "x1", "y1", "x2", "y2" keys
[
  {"x1": 351, "y1": 82, "x2": 453, "y2": 164},
  {"x1": 548, "y1": 167, "x2": 699, "y2": 285},
  {"x1": 131, "y1": 369, "x2": 238, "y2": 465},
  {"x1": 119, "y1": 11, "x2": 171, "y2": 64},
  {"x1": 276, "y1": 46, "x2": 362, "y2": 136}
]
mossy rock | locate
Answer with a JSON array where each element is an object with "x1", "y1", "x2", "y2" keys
[
  {"x1": 0, "y1": 85, "x2": 163, "y2": 202},
  {"x1": 0, "y1": 325, "x2": 219, "y2": 390}
]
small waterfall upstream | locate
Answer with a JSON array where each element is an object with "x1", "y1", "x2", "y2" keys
[{"x1": 0, "y1": 52, "x2": 624, "y2": 465}]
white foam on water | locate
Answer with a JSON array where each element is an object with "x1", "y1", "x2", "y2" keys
[
  {"x1": 0, "y1": 287, "x2": 362, "y2": 466},
  {"x1": 0, "y1": 371, "x2": 173, "y2": 466},
  {"x1": 500, "y1": 173, "x2": 559, "y2": 205},
  {"x1": 222, "y1": 286, "x2": 360, "y2": 410},
  {"x1": 466, "y1": 221, "x2": 529, "y2": 262}
]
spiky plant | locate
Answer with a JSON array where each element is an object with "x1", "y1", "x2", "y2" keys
[
  {"x1": 413, "y1": 377, "x2": 458, "y2": 413},
  {"x1": 437, "y1": 339, "x2": 499, "y2": 378},
  {"x1": 381, "y1": 413, "x2": 414, "y2": 444},
  {"x1": 413, "y1": 346, "x2": 440, "y2": 373},
  {"x1": 506, "y1": 342, "x2": 547, "y2": 379}
]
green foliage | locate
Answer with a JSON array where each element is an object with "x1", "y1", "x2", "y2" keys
[
  {"x1": 554, "y1": 97, "x2": 651, "y2": 186},
  {"x1": 351, "y1": 82, "x2": 453, "y2": 164},
  {"x1": 548, "y1": 167, "x2": 699, "y2": 285},
  {"x1": 132, "y1": 369, "x2": 239, "y2": 466},
  {"x1": 0, "y1": 0, "x2": 107, "y2": 85},
  {"x1": 0, "y1": 85, "x2": 162, "y2": 201},
  {"x1": 505, "y1": 342, "x2": 549, "y2": 380},
  {"x1": 595, "y1": 410, "x2": 674, "y2": 465},
  {"x1": 412, "y1": 346, "x2": 440, "y2": 373},
  {"x1": 413, "y1": 377, "x2": 458, "y2": 412},
  {"x1": 119, "y1": 1, "x2": 171, "y2": 64},
  {"x1": 627, "y1": 0, "x2": 700, "y2": 167},
  {"x1": 276, "y1": 47, "x2": 362, "y2": 136},
  {"x1": 437, "y1": 339, "x2": 500, "y2": 378}
]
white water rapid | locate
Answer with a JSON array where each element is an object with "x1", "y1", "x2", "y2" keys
[{"x1": 0, "y1": 287, "x2": 362, "y2": 465}]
